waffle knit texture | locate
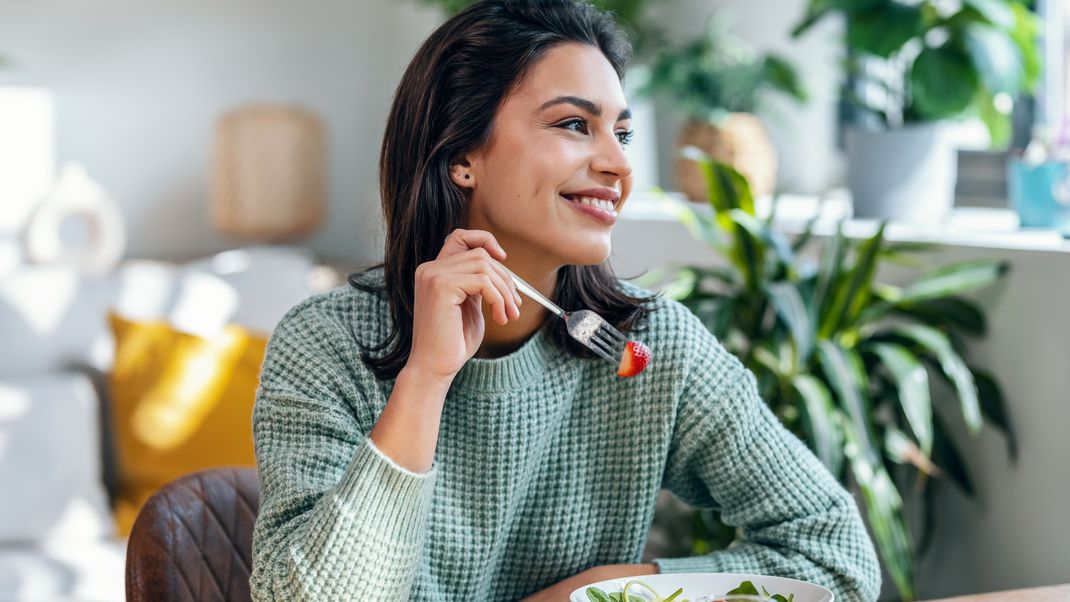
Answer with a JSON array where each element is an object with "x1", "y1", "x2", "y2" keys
[{"x1": 249, "y1": 267, "x2": 881, "y2": 601}]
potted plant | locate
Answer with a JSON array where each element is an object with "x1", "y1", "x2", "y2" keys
[
  {"x1": 640, "y1": 155, "x2": 1013, "y2": 601},
  {"x1": 641, "y1": 15, "x2": 806, "y2": 202},
  {"x1": 791, "y1": 0, "x2": 1040, "y2": 223}
]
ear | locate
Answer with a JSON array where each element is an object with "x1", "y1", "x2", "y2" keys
[{"x1": 449, "y1": 157, "x2": 475, "y2": 188}]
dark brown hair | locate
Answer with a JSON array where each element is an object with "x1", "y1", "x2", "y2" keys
[{"x1": 350, "y1": 0, "x2": 658, "y2": 381}]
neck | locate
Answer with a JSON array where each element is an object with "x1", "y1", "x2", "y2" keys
[{"x1": 474, "y1": 259, "x2": 558, "y2": 359}]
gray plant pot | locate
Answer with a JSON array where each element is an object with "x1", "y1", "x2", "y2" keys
[{"x1": 846, "y1": 123, "x2": 957, "y2": 224}]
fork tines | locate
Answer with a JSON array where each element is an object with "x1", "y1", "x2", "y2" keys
[{"x1": 586, "y1": 322, "x2": 628, "y2": 365}]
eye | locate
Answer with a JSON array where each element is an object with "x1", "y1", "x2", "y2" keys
[
  {"x1": 616, "y1": 129, "x2": 635, "y2": 146},
  {"x1": 557, "y1": 118, "x2": 590, "y2": 135}
]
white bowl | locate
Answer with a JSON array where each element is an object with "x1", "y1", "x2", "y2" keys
[{"x1": 569, "y1": 572, "x2": 834, "y2": 602}]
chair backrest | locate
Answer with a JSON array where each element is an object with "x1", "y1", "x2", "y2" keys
[{"x1": 126, "y1": 467, "x2": 261, "y2": 602}]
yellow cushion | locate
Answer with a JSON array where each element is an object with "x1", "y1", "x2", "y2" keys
[{"x1": 106, "y1": 312, "x2": 268, "y2": 535}]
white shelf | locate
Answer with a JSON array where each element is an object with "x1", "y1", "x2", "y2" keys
[{"x1": 622, "y1": 191, "x2": 1070, "y2": 254}]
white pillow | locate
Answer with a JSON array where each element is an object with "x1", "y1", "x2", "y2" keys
[
  {"x1": 0, "y1": 372, "x2": 115, "y2": 541},
  {"x1": 184, "y1": 244, "x2": 316, "y2": 334},
  {"x1": 0, "y1": 267, "x2": 112, "y2": 379},
  {"x1": 112, "y1": 245, "x2": 316, "y2": 336}
]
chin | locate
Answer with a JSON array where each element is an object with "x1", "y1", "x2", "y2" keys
[{"x1": 560, "y1": 238, "x2": 612, "y2": 266}]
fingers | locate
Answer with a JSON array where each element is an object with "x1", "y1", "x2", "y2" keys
[
  {"x1": 439, "y1": 248, "x2": 522, "y2": 319},
  {"x1": 437, "y1": 228, "x2": 507, "y2": 262},
  {"x1": 420, "y1": 229, "x2": 522, "y2": 325},
  {"x1": 451, "y1": 273, "x2": 513, "y2": 325}
]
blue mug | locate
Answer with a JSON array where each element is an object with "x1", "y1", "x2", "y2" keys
[{"x1": 1008, "y1": 158, "x2": 1070, "y2": 233}]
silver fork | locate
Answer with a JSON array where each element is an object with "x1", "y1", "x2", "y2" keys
[{"x1": 503, "y1": 267, "x2": 629, "y2": 365}]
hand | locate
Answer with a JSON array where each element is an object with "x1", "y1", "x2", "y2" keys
[
  {"x1": 519, "y1": 563, "x2": 658, "y2": 601},
  {"x1": 406, "y1": 228, "x2": 523, "y2": 382}
]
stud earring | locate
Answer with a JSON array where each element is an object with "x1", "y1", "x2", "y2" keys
[{"x1": 464, "y1": 174, "x2": 471, "y2": 180}]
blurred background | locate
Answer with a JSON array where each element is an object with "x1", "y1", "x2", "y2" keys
[{"x1": 0, "y1": 0, "x2": 1067, "y2": 600}]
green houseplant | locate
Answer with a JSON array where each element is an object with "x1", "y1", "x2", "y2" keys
[
  {"x1": 640, "y1": 16, "x2": 806, "y2": 201},
  {"x1": 641, "y1": 152, "x2": 1014, "y2": 601},
  {"x1": 791, "y1": 0, "x2": 1040, "y2": 222}
]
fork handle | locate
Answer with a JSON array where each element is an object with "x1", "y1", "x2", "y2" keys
[{"x1": 504, "y1": 268, "x2": 567, "y2": 319}]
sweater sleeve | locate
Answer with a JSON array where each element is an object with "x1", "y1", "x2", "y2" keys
[
  {"x1": 249, "y1": 299, "x2": 437, "y2": 601},
  {"x1": 655, "y1": 312, "x2": 881, "y2": 602}
]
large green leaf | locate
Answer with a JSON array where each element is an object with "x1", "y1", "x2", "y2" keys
[
  {"x1": 973, "y1": 366, "x2": 1017, "y2": 460},
  {"x1": 889, "y1": 324, "x2": 982, "y2": 436},
  {"x1": 726, "y1": 209, "x2": 766, "y2": 293},
  {"x1": 817, "y1": 341, "x2": 879, "y2": 464},
  {"x1": 844, "y1": 421, "x2": 916, "y2": 599},
  {"x1": 819, "y1": 223, "x2": 885, "y2": 338},
  {"x1": 811, "y1": 221, "x2": 846, "y2": 328},
  {"x1": 898, "y1": 260, "x2": 1008, "y2": 304},
  {"x1": 791, "y1": 374, "x2": 844, "y2": 476},
  {"x1": 870, "y1": 343, "x2": 933, "y2": 456},
  {"x1": 768, "y1": 281, "x2": 814, "y2": 363},
  {"x1": 962, "y1": 23, "x2": 1024, "y2": 94},
  {"x1": 894, "y1": 297, "x2": 987, "y2": 337},
  {"x1": 933, "y1": 411, "x2": 976, "y2": 496},
  {"x1": 735, "y1": 208, "x2": 796, "y2": 275},
  {"x1": 762, "y1": 54, "x2": 808, "y2": 102},
  {"x1": 848, "y1": 2, "x2": 923, "y2": 58},
  {"x1": 910, "y1": 45, "x2": 979, "y2": 119},
  {"x1": 703, "y1": 157, "x2": 755, "y2": 216}
]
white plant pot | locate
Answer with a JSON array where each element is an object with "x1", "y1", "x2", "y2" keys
[{"x1": 846, "y1": 123, "x2": 957, "y2": 224}]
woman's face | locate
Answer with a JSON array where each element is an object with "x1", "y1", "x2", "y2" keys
[{"x1": 460, "y1": 42, "x2": 633, "y2": 269}]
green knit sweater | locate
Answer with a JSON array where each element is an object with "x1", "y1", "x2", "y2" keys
[{"x1": 250, "y1": 268, "x2": 881, "y2": 601}]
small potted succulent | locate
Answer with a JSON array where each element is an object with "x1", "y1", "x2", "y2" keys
[{"x1": 640, "y1": 15, "x2": 806, "y2": 202}]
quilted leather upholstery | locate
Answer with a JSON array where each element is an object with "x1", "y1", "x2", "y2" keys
[{"x1": 126, "y1": 468, "x2": 261, "y2": 602}]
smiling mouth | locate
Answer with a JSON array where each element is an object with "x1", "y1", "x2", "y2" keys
[{"x1": 560, "y1": 193, "x2": 617, "y2": 213}]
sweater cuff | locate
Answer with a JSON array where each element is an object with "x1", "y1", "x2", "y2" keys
[
  {"x1": 332, "y1": 437, "x2": 439, "y2": 544},
  {"x1": 654, "y1": 554, "x2": 727, "y2": 574}
]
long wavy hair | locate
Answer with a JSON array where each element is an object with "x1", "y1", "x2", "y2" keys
[{"x1": 350, "y1": 0, "x2": 658, "y2": 381}]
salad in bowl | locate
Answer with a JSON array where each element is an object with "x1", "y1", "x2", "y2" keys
[{"x1": 569, "y1": 573, "x2": 833, "y2": 602}]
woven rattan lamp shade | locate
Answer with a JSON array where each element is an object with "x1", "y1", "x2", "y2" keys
[{"x1": 210, "y1": 104, "x2": 325, "y2": 241}]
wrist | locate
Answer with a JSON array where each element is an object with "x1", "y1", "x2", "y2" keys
[{"x1": 397, "y1": 363, "x2": 455, "y2": 396}]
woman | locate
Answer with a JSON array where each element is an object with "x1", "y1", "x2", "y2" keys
[{"x1": 249, "y1": 0, "x2": 881, "y2": 600}]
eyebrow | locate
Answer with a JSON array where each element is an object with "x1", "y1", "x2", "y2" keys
[{"x1": 537, "y1": 95, "x2": 632, "y2": 121}]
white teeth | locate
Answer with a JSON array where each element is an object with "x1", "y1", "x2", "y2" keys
[
  {"x1": 574, "y1": 196, "x2": 615, "y2": 212},
  {"x1": 565, "y1": 194, "x2": 617, "y2": 216}
]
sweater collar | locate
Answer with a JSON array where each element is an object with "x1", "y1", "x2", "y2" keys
[{"x1": 450, "y1": 327, "x2": 562, "y2": 393}]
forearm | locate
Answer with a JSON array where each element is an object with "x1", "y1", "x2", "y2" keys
[
  {"x1": 369, "y1": 365, "x2": 453, "y2": 473},
  {"x1": 655, "y1": 493, "x2": 879, "y2": 602},
  {"x1": 252, "y1": 434, "x2": 439, "y2": 600},
  {"x1": 660, "y1": 325, "x2": 881, "y2": 601}
]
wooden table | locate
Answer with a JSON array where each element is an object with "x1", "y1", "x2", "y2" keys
[{"x1": 924, "y1": 583, "x2": 1070, "y2": 601}]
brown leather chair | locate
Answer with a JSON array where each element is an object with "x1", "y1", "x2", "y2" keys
[{"x1": 126, "y1": 467, "x2": 261, "y2": 602}]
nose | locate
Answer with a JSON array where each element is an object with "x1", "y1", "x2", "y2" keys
[{"x1": 591, "y1": 132, "x2": 632, "y2": 181}]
